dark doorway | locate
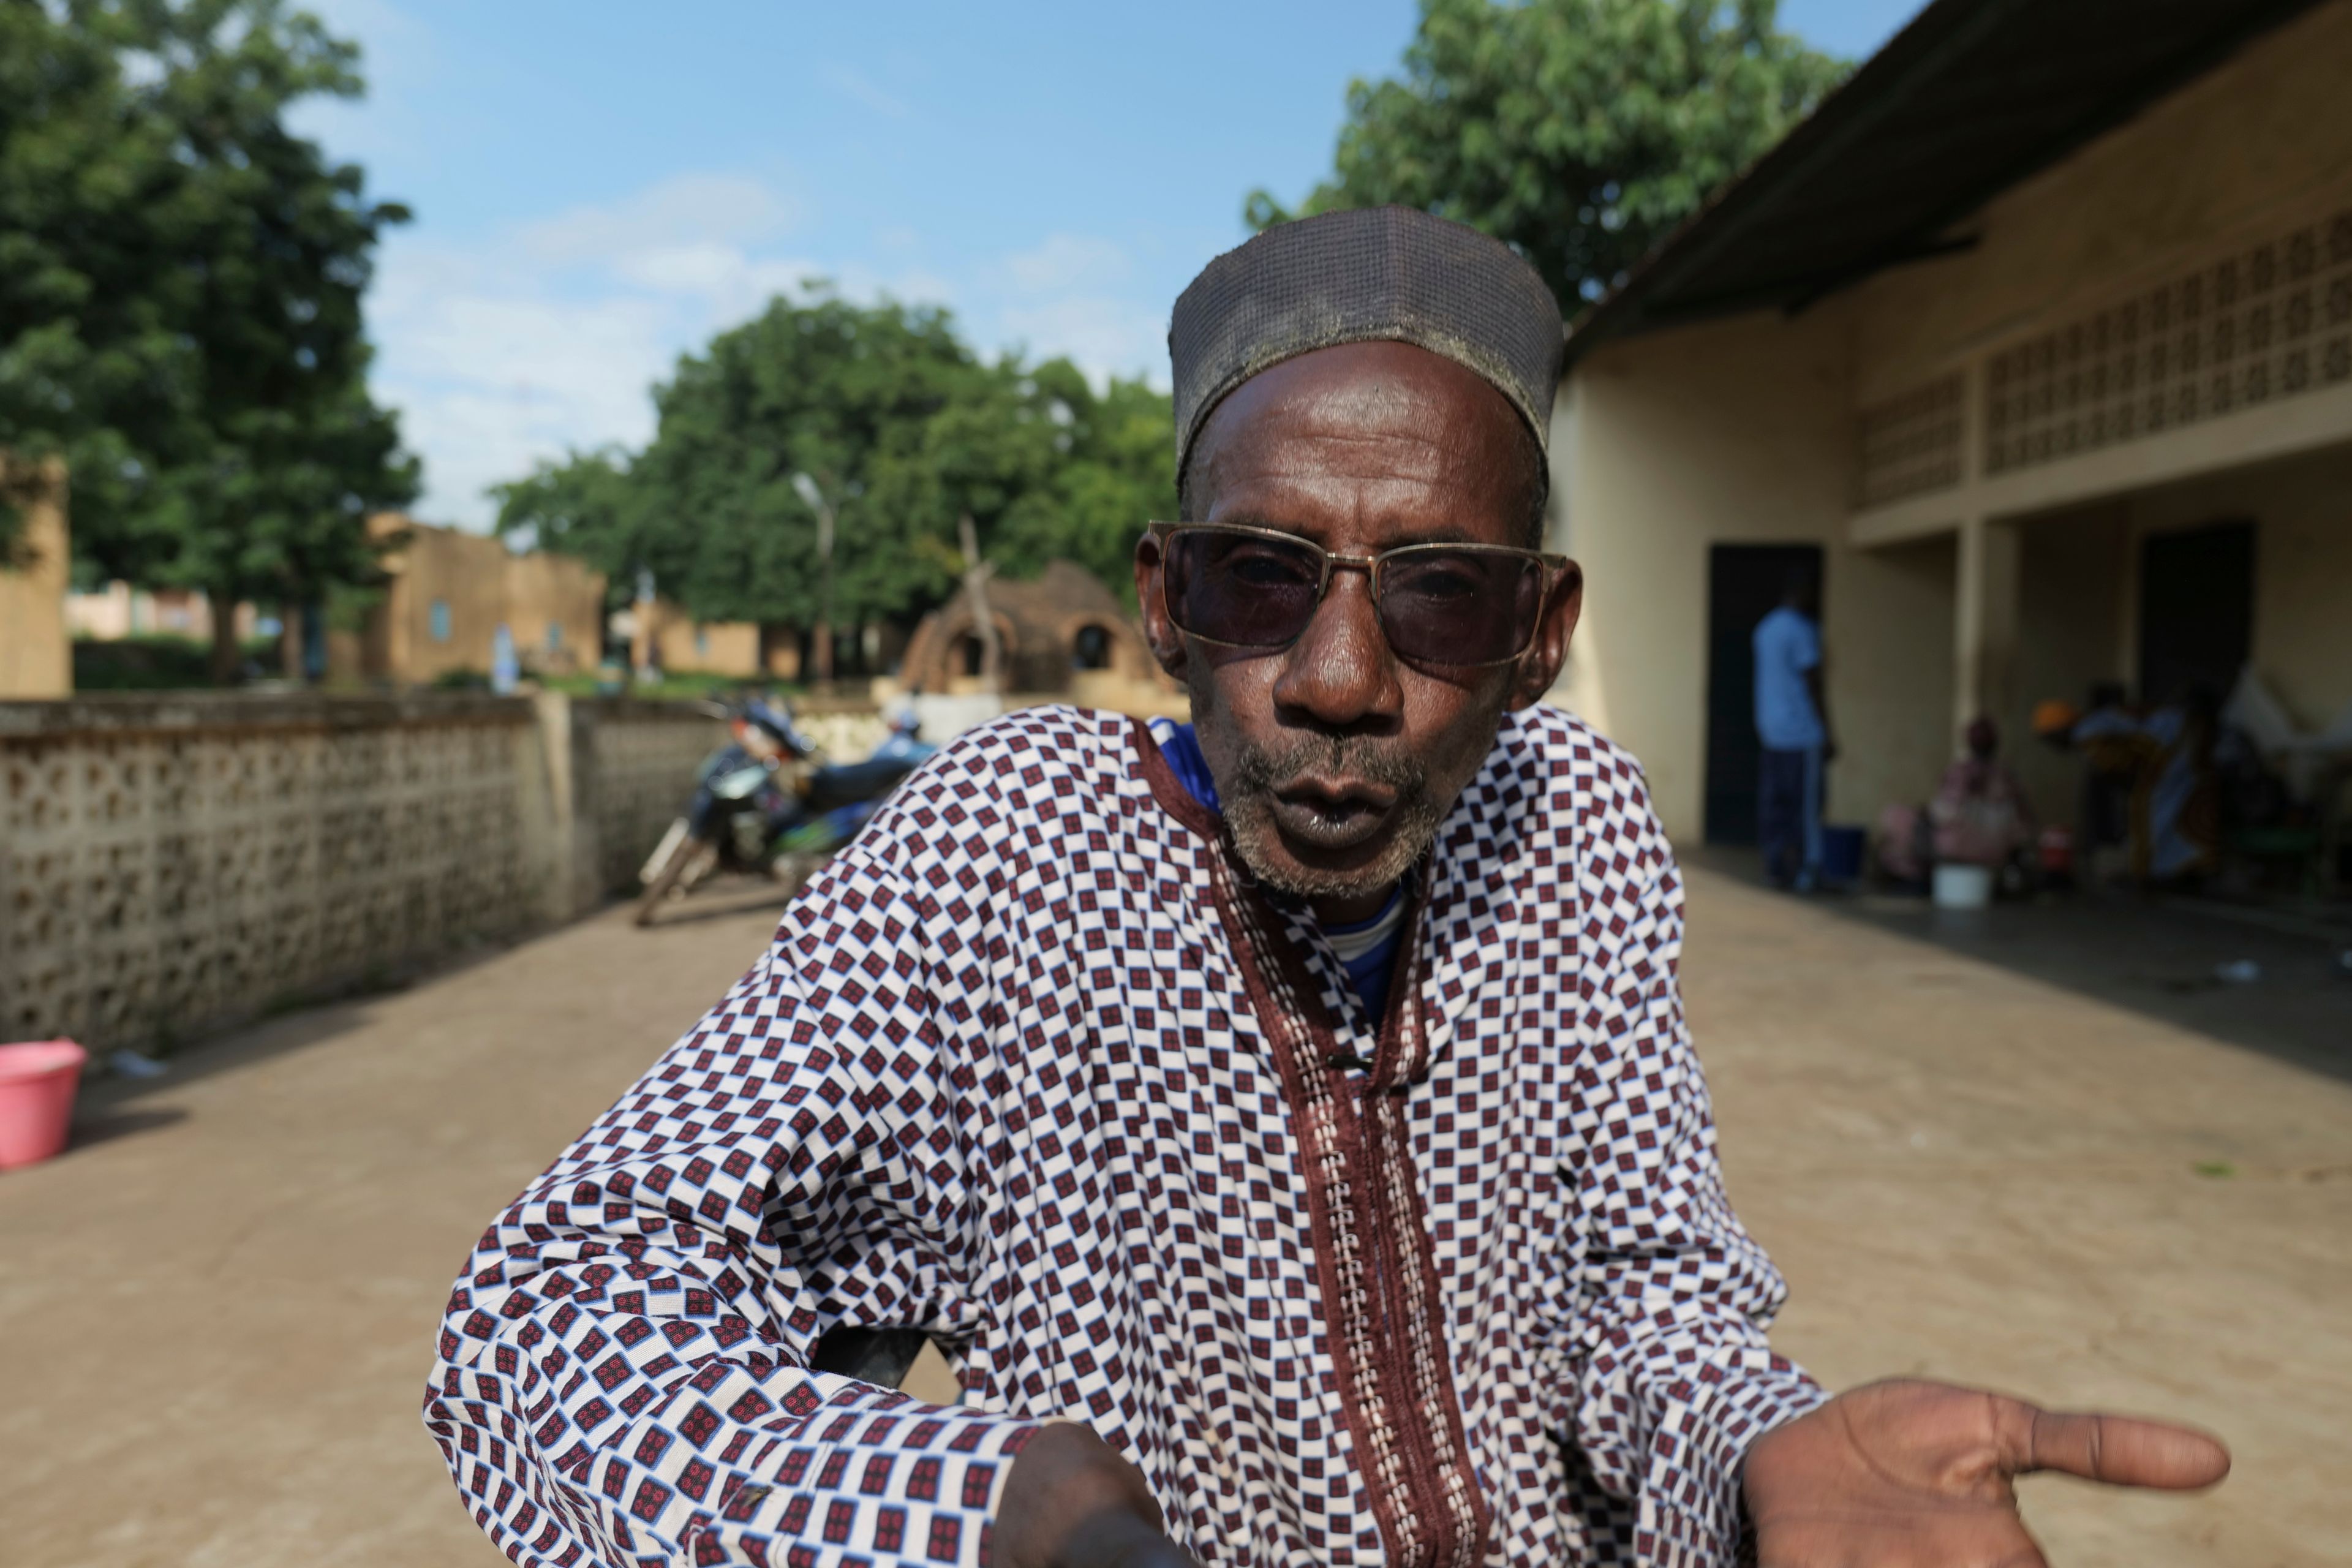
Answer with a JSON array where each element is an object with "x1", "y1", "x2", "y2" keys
[
  {"x1": 1705, "y1": 543, "x2": 1825, "y2": 845},
  {"x1": 2138, "y1": 521, "x2": 2254, "y2": 707}
]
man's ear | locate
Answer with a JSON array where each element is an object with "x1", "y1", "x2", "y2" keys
[
  {"x1": 1134, "y1": 532, "x2": 1189, "y2": 680},
  {"x1": 1507, "y1": 559, "x2": 1582, "y2": 710}
]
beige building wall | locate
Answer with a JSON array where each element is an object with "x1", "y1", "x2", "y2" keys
[
  {"x1": 1548, "y1": 307, "x2": 1954, "y2": 842},
  {"x1": 1995, "y1": 446, "x2": 2352, "y2": 825},
  {"x1": 2008, "y1": 503, "x2": 2132, "y2": 819},
  {"x1": 64, "y1": 584, "x2": 249, "y2": 644},
  {"x1": 1833, "y1": 533, "x2": 1961, "y2": 823},
  {"x1": 0, "y1": 458, "x2": 72, "y2": 699},
  {"x1": 642, "y1": 601, "x2": 762, "y2": 678},
  {"x1": 2123, "y1": 444, "x2": 2352, "y2": 729},
  {"x1": 1841, "y1": 1, "x2": 2352, "y2": 812},
  {"x1": 360, "y1": 514, "x2": 608, "y2": 684},
  {"x1": 502, "y1": 548, "x2": 605, "y2": 676},
  {"x1": 372, "y1": 517, "x2": 510, "y2": 684},
  {"x1": 1847, "y1": 1, "x2": 2352, "y2": 405},
  {"x1": 1558, "y1": 1, "x2": 2352, "y2": 845}
]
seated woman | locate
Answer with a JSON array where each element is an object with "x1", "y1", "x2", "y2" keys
[{"x1": 1931, "y1": 716, "x2": 2036, "y2": 868}]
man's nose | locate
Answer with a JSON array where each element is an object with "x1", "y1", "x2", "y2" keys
[{"x1": 1270, "y1": 568, "x2": 1401, "y2": 731}]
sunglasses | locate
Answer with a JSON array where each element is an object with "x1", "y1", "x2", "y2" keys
[{"x1": 1148, "y1": 522, "x2": 1565, "y2": 668}]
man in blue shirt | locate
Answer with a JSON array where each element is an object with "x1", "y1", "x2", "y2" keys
[{"x1": 1753, "y1": 571, "x2": 1833, "y2": 889}]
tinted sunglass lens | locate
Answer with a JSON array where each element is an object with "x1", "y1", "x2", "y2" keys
[
  {"x1": 1378, "y1": 551, "x2": 1543, "y2": 664},
  {"x1": 1166, "y1": 532, "x2": 1324, "y2": 647}
]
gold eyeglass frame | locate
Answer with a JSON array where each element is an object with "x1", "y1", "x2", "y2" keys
[{"x1": 1145, "y1": 521, "x2": 1568, "y2": 668}]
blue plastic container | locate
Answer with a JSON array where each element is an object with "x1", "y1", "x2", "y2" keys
[{"x1": 1820, "y1": 824, "x2": 1866, "y2": 884}]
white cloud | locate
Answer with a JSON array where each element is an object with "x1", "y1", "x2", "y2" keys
[
  {"x1": 612, "y1": 245, "x2": 829, "y2": 325},
  {"x1": 363, "y1": 172, "x2": 983, "y2": 528},
  {"x1": 823, "y1": 62, "x2": 913, "y2": 119},
  {"x1": 306, "y1": 4, "x2": 1184, "y2": 530},
  {"x1": 518, "y1": 173, "x2": 802, "y2": 265},
  {"x1": 995, "y1": 294, "x2": 1169, "y2": 389},
  {"x1": 1002, "y1": 232, "x2": 1131, "y2": 293},
  {"x1": 986, "y1": 235, "x2": 1163, "y2": 386},
  {"x1": 368, "y1": 255, "x2": 678, "y2": 521},
  {"x1": 365, "y1": 173, "x2": 824, "y2": 527}
]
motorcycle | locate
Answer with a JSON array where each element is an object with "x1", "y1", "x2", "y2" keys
[{"x1": 633, "y1": 701, "x2": 935, "y2": 926}]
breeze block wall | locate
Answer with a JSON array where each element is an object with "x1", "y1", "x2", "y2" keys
[{"x1": 0, "y1": 692, "x2": 725, "y2": 1054}]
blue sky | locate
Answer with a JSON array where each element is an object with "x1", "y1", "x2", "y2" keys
[{"x1": 295, "y1": 1, "x2": 1924, "y2": 527}]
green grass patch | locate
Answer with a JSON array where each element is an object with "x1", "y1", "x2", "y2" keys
[
  {"x1": 533, "y1": 669, "x2": 802, "y2": 701},
  {"x1": 72, "y1": 634, "x2": 284, "y2": 690}
]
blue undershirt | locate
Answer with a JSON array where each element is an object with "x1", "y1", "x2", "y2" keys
[{"x1": 1152, "y1": 720, "x2": 1404, "y2": 1023}]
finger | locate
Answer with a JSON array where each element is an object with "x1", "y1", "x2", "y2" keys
[{"x1": 1996, "y1": 1400, "x2": 2231, "y2": 1490}]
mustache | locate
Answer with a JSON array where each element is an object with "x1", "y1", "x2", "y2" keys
[{"x1": 1227, "y1": 731, "x2": 1429, "y2": 797}]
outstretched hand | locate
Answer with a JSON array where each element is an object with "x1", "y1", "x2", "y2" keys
[{"x1": 1744, "y1": 1379, "x2": 2230, "y2": 1567}]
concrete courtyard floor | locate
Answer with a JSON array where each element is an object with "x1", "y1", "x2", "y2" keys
[{"x1": 1, "y1": 867, "x2": 2346, "y2": 1566}]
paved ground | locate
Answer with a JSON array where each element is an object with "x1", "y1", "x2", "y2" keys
[{"x1": 2, "y1": 867, "x2": 2345, "y2": 1567}]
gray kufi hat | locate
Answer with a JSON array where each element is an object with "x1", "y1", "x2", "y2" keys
[{"x1": 1167, "y1": 205, "x2": 1564, "y2": 478}]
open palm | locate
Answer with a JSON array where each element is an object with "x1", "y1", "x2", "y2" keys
[{"x1": 1744, "y1": 1379, "x2": 2230, "y2": 1567}]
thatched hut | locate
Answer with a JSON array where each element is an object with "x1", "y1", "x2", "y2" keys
[{"x1": 900, "y1": 559, "x2": 1163, "y2": 697}]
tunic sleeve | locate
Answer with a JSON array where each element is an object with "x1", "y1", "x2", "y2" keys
[
  {"x1": 1563, "y1": 796, "x2": 1826, "y2": 1566},
  {"x1": 423, "y1": 828, "x2": 1038, "y2": 1568}
]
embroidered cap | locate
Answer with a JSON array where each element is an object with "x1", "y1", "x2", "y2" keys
[{"x1": 1168, "y1": 205, "x2": 1565, "y2": 477}]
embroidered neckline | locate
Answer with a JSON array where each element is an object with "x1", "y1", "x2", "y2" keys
[{"x1": 1126, "y1": 717, "x2": 1492, "y2": 1568}]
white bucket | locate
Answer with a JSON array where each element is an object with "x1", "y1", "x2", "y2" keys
[
  {"x1": 910, "y1": 692, "x2": 1006, "y2": 741},
  {"x1": 1932, "y1": 862, "x2": 1994, "y2": 910}
]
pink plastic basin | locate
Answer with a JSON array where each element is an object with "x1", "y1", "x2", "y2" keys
[{"x1": 0, "y1": 1040, "x2": 87, "y2": 1170}]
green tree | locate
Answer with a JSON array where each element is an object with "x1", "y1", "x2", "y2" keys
[
  {"x1": 0, "y1": 0, "x2": 417, "y2": 682},
  {"x1": 490, "y1": 447, "x2": 647, "y2": 612},
  {"x1": 983, "y1": 361, "x2": 1178, "y2": 593},
  {"x1": 631, "y1": 290, "x2": 982, "y2": 631},
  {"x1": 1247, "y1": 0, "x2": 1847, "y2": 309},
  {"x1": 498, "y1": 292, "x2": 1174, "y2": 651}
]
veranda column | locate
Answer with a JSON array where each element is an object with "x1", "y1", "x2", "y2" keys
[{"x1": 1953, "y1": 513, "x2": 2021, "y2": 745}]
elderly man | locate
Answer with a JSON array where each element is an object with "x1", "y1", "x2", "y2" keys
[{"x1": 427, "y1": 209, "x2": 2223, "y2": 1568}]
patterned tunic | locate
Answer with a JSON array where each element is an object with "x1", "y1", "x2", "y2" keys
[{"x1": 426, "y1": 704, "x2": 1823, "y2": 1568}]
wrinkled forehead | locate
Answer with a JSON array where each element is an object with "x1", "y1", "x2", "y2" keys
[
  {"x1": 1186, "y1": 342, "x2": 1535, "y2": 543},
  {"x1": 1195, "y1": 340, "x2": 1523, "y2": 461}
]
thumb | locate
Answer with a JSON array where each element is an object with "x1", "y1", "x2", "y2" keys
[{"x1": 1995, "y1": 1399, "x2": 2231, "y2": 1490}]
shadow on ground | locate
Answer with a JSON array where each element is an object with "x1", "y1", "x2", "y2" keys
[
  {"x1": 66, "y1": 880, "x2": 794, "y2": 1146},
  {"x1": 1687, "y1": 845, "x2": 2352, "y2": 1084},
  {"x1": 632, "y1": 877, "x2": 796, "y2": 930},
  {"x1": 70, "y1": 996, "x2": 374, "y2": 1140}
]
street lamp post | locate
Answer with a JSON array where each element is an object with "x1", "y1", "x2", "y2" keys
[{"x1": 790, "y1": 472, "x2": 835, "y2": 685}]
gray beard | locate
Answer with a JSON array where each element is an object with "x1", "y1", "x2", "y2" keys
[{"x1": 1219, "y1": 728, "x2": 1447, "y2": 902}]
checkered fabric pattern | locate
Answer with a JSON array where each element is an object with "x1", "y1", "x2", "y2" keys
[{"x1": 426, "y1": 703, "x2": 1823, "y2": 1568}]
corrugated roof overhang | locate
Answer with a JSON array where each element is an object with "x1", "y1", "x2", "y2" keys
[{"x1": 1564, "y1": 0, "x2": 2332, "y2": 365}]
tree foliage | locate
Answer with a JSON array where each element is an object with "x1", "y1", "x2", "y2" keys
[
  {"x1": 0, "y1": 0, "x2": 417, "y2": 676},
  {"x1": 1247, "y1": 0, "x2": 1847, "y2": 309},
  {"x1": 496, "y1": 290, "x2": 1174, "y2": 629}
]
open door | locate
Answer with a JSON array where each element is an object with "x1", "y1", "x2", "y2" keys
[
  {"x1": 1705, "y1": 543, "x2": 1825, "y2": 846},
  {"x1": 2139, "y1": 521, "x2": 2253, "y2": 707}
]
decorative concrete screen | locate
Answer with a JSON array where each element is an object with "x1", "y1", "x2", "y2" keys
[
  {"x1": 1986, "y1": 205, "x2": 2352, "y2": 475},
  {"x1": 1854, "y1": 374, "x2": 1965, "y2": 507},
  {"x1": 0, "y1": 692, "x2": 725, "y2": 1054},
  {"x1": 582, "y1": 701, "x2": 734, "y2": 897}
]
